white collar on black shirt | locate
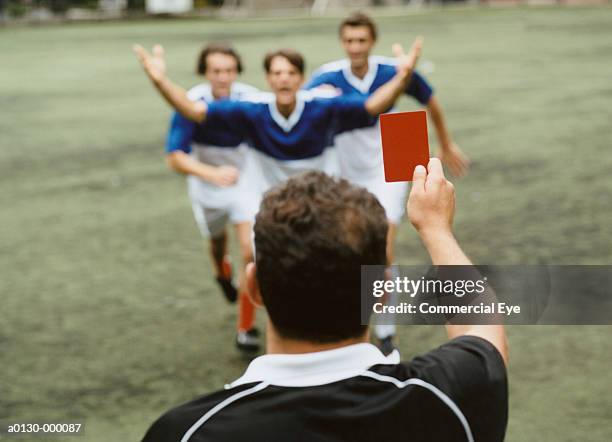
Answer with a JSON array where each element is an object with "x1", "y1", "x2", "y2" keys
[{"x1": 226, "y1": 343, "x2": 400, "y2": 389}]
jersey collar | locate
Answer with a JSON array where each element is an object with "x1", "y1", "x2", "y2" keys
[
  {"x1": 227, "y1": 343, "x2": 400, "y2": 389},
  {"x1": 342, "y1": 56, "x2": 379, "y2": 94},
  {"x1": 268, "y1": 95, "x2": 305, "y2": 133}
]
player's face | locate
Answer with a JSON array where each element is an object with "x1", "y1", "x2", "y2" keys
[
  {"x1": 205, "y1": 52, "x2": 239, "y2": 99},
  {"x1": 266, "y1": 56, "x2": 304, "y2": 107},
  {"x1": 340, "y1": 26, "x2": 376, "y2": 68}
]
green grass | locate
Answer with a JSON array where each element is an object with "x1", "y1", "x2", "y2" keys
[{"x1": 1, "y1": 6, "x2": 612, "y2": 441}]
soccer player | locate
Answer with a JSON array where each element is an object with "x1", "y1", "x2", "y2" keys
[
  {"x1": 145, "y1": 43, "x2": 261, "y2": 352},
  {"x1": 305, "y1": 12, "x2": 470, "y2": 352},
  {"x1": 133, "y1": 38, "x2": 423, "y2": 196}
]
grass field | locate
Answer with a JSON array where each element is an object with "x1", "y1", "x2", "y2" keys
[{"x1": 1, "y1": 5, "x2": 612, "y2": 441}]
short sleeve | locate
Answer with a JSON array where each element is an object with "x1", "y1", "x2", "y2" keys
[
  {"x1": 329, "y1": 95, "x2": 377, "y2": 134},
  {"x1": 165, "y1": 111, "x2": 196, "y2": 154},
  {"x1": 406, "y1": 336, "x2": 508, "y2": 441},
  {"x1": 304, "y1": 70, "x2": 334, "y2": 90},
  {"x1": 405, "y1": 71, "x2": 434, "y2": 105}
]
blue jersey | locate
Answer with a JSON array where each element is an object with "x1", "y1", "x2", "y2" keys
[
  {"x1": 165, "y1": 82, "x2": 258, "y2": 159},
  {"x1": 203, "y1": 91, "x2": 375, "y2": 189},
  {"x1": 165, "y1": 110, "x2": 244, "y2": 155},
  {"x1": 305, "y1": 56, "x2": 433, "y2": 107},
  {"x1": 304, "y1": 57, "x2": 434, "y2": 180},
  {"x1": 205, "y1": 91, "x2": 374, "y2": 161},
  {"x1": 164, "y1": 82, "x2": 259, "y2": 208}
]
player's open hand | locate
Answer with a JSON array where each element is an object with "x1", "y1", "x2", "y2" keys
[
  {"x1": 407, "y1": 158, "x2": 455, "y2": 236},
  {"x1": 210, "y1": 165, "x2": 240, "y2": 187},
  {"x1": 393, "y1": 37, "x2": 423, "y2": 82},
  {"x1": 438, "y1": 142, "x2": 470, "y2": 178},
  {"x1": 133, "y1": 44, "x2": 167, "y2": 84}
]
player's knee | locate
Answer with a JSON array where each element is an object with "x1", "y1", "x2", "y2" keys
[
  {"x1": 386, "y1": 247, "x2": 394, "y2": 265},
  {"x1": 240, "y1": 243, "x2": 254, "y2": 264},
  {"x1": 210, "y1": 232, "x2": 227, "y2": 250}
]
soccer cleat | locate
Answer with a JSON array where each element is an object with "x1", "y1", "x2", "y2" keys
[
  {"x1": 377, "y1": 335, "x2": 397, "y2": 357},
  {"x1": 216, "y1": 276, "x2": 238, "y2": 303},
  {"x1": 216, "y1": 256, "x2": 237, "y2": 303},
  {"x1": 236, "y1": 327, "x2": 261, "y2": 353}
]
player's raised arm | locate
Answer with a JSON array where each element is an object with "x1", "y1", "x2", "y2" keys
[
  {"x1": 364, "y1": 37, "x2": 423, "y2": 116},
  {"x1": 407, "y1": 158, "x2": 508, "y2": 365},
  {"x1": 133, "y1": 44, "x2": 207, "y2": 123}
]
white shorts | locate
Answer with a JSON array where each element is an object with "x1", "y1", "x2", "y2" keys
[
  {"x1": 190, "y1": 201, "x2": 244, "y2": 238},
  {"x1": 187, "y1": 175, "x2": 259, "y2": 238},
  {"x1": 247, "y1": 148, "x2": 340, "y2": 192},
  {"x1": 233, "y1": 149, "x2": 340, "y2": 226}
]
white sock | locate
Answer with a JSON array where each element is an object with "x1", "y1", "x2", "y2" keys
[{"x1": 374, "y1": 265, "x2": 400, "y2": 340}]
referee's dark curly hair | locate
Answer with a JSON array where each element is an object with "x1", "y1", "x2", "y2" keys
[{"x1": 252, "y1": 171, "x2": 388, "y2": 343}]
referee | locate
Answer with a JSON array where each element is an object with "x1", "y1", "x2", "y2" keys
[{"x1": 142, "y1": 159, "x2": 508, "y2": 442}]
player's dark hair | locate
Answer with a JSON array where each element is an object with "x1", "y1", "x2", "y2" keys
[
  {"x1": 263, "y1": 49, "x2": 305, "y2": 74},
  {"x1": 339, "y1": 12, "x2": 378, "y2": 41},
  {"x1": 254, "y1": 171, "x2": 388, "y2": 343},
  {"x1": 197, "y1": 42, "x2": 243, "y2": 75}
]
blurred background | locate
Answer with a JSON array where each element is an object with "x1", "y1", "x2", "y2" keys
[
  {"x1": 1, "y1": 1, "x2": 611, "y2": 441},
  {"x1": 1, "y1": 0, "x2": 611, "y2": 23}
]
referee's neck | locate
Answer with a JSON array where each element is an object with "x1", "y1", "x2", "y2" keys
[{"x1": 266, "y1": 322, "x2": 370, "y2": 355}]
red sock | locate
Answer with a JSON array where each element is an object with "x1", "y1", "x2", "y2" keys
[
  {"x1": 221, "y1": 256, "x2": 232, "y2": 280},
  {"x1": 237, "y1": 292, "x2": 256, "y2": 332}
]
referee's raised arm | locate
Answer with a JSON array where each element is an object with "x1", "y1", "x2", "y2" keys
[{"x1": 407, "y1": 158, "x2": 509, "y2": 365}]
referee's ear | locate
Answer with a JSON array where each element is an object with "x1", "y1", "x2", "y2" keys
[{"x1": 246, "y1": 262, "x2": 264, "y2": 308}]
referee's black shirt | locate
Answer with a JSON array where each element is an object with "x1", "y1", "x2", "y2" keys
[{"x1": 142, "y1": 336, "x2": 507, "y2": 442}]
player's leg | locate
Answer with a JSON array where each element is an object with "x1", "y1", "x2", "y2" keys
[
  {"x1": 233, "y1": 221, "x2": 260, "y2": 352},
  {"x1": 209, "y1": 230, "x2": 237, "y2": 301},
  {"x1": 206, "y1": 209, "x2": 239, "y2": 303},
  {"x1": 228, "y1": 173, "x2": 264, "y2": 353},
  {"x1": 373, "y1": 221, "x2": 400, "y2": 354},
  {"x1": 386, "y1": 222, "x2": 397, "y2": 265},
  {"x1": 369, "y1": 180, "x2": 409, "y2": 355},
  {"x1": 191, "y1": 197, "x2": 238, "y2": 303},
  {"x1": 209, "y1": 231, "x2": 228, "y2": 276}
]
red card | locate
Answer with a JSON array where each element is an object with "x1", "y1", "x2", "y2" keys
[{"x1": 380, "y1": 111, "x2": 430, "y2": 182}]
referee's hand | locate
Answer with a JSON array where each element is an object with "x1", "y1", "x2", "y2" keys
[{"x1": 407, "y1": 158, "x2": 456, "y2": 237}]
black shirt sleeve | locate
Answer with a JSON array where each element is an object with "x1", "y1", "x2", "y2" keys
[{"x1": 405, "y1": 335, "x2": 508, "y2": 441}]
